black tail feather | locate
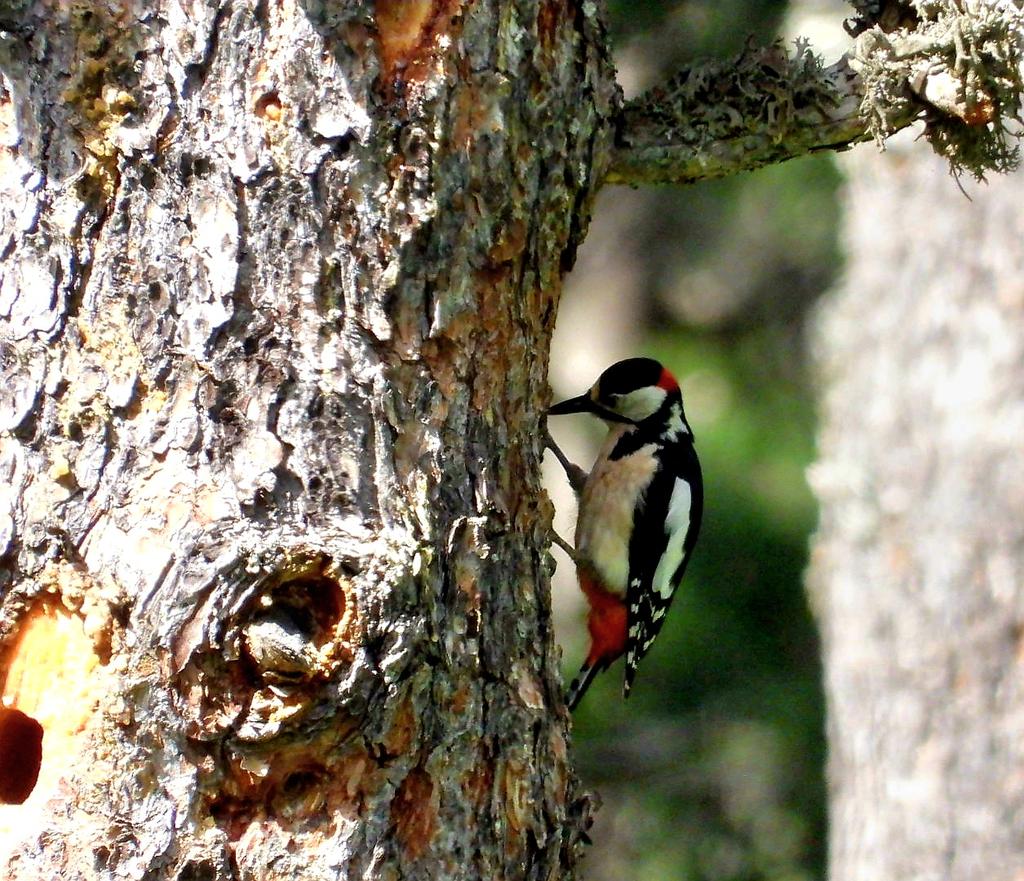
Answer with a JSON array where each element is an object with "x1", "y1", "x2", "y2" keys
[
  {"x1": 566, "y1": 663, "x2": 601, "y2": 710},
  {"x1": 623, "y1": 645, "x2": 638, "y2": 698}
]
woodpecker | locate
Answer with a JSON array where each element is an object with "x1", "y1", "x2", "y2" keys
[{"x1": 547, "y1": 357, "x2": 703, "y2": 710}]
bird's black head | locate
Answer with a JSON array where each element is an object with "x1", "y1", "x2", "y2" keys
[{"x1": 548, "y1": 357, "x2": 682, "y2": 425}]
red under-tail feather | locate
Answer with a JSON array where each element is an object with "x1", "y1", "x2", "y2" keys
[{"x1": 567, "y1": 568, "x2": 629, "y2": 710}]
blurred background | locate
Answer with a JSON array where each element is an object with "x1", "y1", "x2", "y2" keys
[{"x1": 545, "y1": 2, "x2": 851, "y2": 879}]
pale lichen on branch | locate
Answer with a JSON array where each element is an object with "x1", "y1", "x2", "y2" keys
[
  {"x1": 852, "y1": 0, "x2": 1024, "y2": 177},
  {"x1": 606, "y1": 0, "x2": 1024, "y2": 187},
  {"x1": 607, "y1": 41, "x2": 867, "y2": 186}
]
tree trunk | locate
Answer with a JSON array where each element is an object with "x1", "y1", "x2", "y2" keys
[
  {"x1": 811, "y1": 133, "x2": 1024, "y2": 879},
  {"x1": 4, "y1": 0, "x2": 1024, "y2": 876},
  {"x1": 0, "y1": 3, "x2": 616, "y2": 878}
]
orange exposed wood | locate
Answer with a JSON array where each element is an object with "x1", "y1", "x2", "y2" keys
[
  {"x1": 376, "y1": 0, "x2": 433, "y2": 70},
  {"x1": 382, "y1": 694, "x2": 418, "y2": 757},
  {"x1": 390, "y1": 766, "x2": 437, "y2": 859},
  {"x1": 375, "y1": 0, "x2": 465, "y2": 82},
  {"x1": 0, "y1": 601, "x2": 103, "y2": 739},
  {"x1": 537, "y1": 0, "x2": 567, "y2": 49}
]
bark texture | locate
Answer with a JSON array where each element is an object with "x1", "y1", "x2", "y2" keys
[
  {"x1": 0, "y1": 2, "x2": 616, "y2": 878},
  {"x1": 810, "y1": 133, "x2": 1024, "y2": 880}
]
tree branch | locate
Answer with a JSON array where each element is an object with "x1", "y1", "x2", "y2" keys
[
  {"x1": 606, "y1": 46, "x2": 890, "y2": 187},
  {"x1": 607, "y1": 4, "x2": 1024, "y2": 188}
]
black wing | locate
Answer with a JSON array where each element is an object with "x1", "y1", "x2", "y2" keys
[{"x1": 623, "y1": 439, "x2": 703, "y2": 695}]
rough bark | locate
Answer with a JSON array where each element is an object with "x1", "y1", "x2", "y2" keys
[
  {"x1": 810, "y1": 132, "x2": 1024, "y2": 880},
  {"x1": 0, "y1": 2, "x2": 615, "y2": 878}
]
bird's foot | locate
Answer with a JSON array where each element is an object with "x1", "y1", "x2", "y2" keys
[
  {"x1": 544, "y1": 428, "x2": 588, "y2": 495},
  {"x1": 550, "y1": 531, "x2": 585, "y2": 568}
]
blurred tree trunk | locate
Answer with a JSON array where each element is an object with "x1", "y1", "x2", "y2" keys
[
  {"x1": 0, "y1": 2, "x2": 615, "y2": 878},
  {"x1": 811, "y1": 136, "x2": 1024, "y2": 878}
]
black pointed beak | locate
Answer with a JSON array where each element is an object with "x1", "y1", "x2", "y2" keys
[{"x1": 547, "y1": 393, "x2": 596, "y2": 416}]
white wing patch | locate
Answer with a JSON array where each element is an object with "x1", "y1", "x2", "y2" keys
[{"x1": 652, "y1": 478, "x2": 692, "y2": 599}]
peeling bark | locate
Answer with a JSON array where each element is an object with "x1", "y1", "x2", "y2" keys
[{"x1": 0, "y1": 2, "x2": 615, "y2": 877}]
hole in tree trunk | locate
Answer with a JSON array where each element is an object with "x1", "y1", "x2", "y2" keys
[{"x1": 0, "y1": 707, "x2": 43, "y2": 804}]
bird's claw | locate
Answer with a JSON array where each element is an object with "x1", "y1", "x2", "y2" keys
[
  {"x1": 550, "y1": 531, "x2": 584, "y2": 567},
  {"x1": 544, "y1": 428, "x2": 588, "y2": 495}
]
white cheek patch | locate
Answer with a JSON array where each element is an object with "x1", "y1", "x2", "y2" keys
[
  {"x1": 652, "y1": 478, "x2": 692, "y2": 599},
  {"x1": 615, "y1": 386, "x2": 667, "y2": 421}
]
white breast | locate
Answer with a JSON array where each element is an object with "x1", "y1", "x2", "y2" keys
[{"x1": 575, "y1": 427, "x2": 659, "y2": 597}]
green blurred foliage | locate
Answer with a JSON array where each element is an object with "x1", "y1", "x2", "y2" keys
[
  {"x1": 607, "y1": 0, "x2": 789, "y2": 57},
  {"x1": 564, "y1": 2, "x2": 840, "y2": 879}
]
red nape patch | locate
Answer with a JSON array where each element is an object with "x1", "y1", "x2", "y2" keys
[
  {"x1": 578, "y1": 570, "x2": 628, "y2": 668},
  {"x1": 656, "y1": 367, "x2": 679, "y2": 392}
]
